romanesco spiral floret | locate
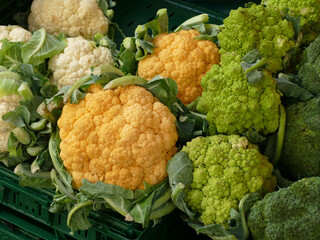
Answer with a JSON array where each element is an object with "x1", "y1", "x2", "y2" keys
[
  {"x1": 182, "y1": 135, "x2": 276, "y2": 226},
  {"x1": 218, "y1": 3, "x2": 295, "y2": 73},
  {"x1": 264, "y1": 0, "x2": 320, "y2": 43},
  {"x1": 197, "y1": 52, "x2": 281, "y2": 135}
]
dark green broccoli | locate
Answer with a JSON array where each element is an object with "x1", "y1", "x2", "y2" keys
[
  {"x1": 297, "y1": 34, "x2": 320, "y2": 95},
  {"x1": 279, "y1": 97, "x2": 320, "y2": 180},
  {"x1": 247, "y1": 177, "x2": 320, "y2": 240}
]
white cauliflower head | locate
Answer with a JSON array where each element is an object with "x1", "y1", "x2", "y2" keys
[
  {"x1": 28, "y1": 0, "x2": 110, "y2": 39},
  {"x1": 0, "y1": 25, "x2": 32, "y2": 47},
  {"x1": 48, "y1": 36, "x2": 114, "y2": 88},
  {"x1": 0, "y1": 95, "x2": 21, "y2": 152}
]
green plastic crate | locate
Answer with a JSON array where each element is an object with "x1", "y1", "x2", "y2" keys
[{"x1": 0, "y1": 164, "x2": 180, "y2": 240}]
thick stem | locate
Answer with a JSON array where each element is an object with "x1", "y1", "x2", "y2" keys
[{"x1": 273, "y1": 104, "x2": 286, "y2": 168}]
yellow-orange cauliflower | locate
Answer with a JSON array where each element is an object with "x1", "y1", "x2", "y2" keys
[
  {"x1": 58, "y1": 85, "x2": 178, "y2": 190},
  {"x1": 28, "y1": 0, "x2": 109, "y2": 39},
  {"x1": 138, "y1": 29, "x2": 220, "y2": 104}
]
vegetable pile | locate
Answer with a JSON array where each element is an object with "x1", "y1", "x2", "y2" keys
[{"x1": 0, "y1": 0, "x2": 320, "y2": 239}]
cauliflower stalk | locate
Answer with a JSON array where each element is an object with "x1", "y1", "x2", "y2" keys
[
  {"x1": 28, "y1": 0, "x2": 111, "y2": 39},
  {"x1": 218, "y1": 3, "x2": 295, "y2": 73},
  {"x1": 49, "y1": 36, "x2": 114, "y2": 88},
  {"x1": 197, "y1": 52, "x2": 281, "y2": 135}
]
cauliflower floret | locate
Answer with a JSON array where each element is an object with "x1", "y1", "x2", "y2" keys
[
  {"x1": 138, "y1": 29, "x2": 220, "y2": 104},
  {"x1": 0, "y1": 25, "x2": 32, "y2": 47},
  {"x1": 182, "y1": 135, "x2": 276, "y2": 226},
  {"x1": 0, "y1": 95, "x2": 22, "y2": 152},
  {"x1": 197, "y1": 52, "x2": 281, "y2": 135},
  {"x1": 28, "y1": 0, "x2": 109, "y2": 39},
  {"x1": 48, "y1": 36, "x2": 114, "y2": 88},
  {"x1": 58, "y1": 85, "x2": 178, "y2": 190}
]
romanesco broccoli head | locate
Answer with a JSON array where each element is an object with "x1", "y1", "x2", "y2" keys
[
  {"x1": 297, "y1": 34, "x2": 320, "y2": 95},
  {"x1": 197, "y1": 52, "x2": 281, "y2": 135},
  {"x1": 247, "y1": 177, "x2": 320, "y2": 240},
  {"x1": 218, "y1": 3, "x2": 295, "y2": 73},
  {"x1": 182, "y1": 135, "x2": 276, "y2": 226},
  {"x1": 279, "y1": 97, "x2": 320, "y2": 180},
  {"x1": 264, "y1": 0, "x2": 320, "y2": 44}
]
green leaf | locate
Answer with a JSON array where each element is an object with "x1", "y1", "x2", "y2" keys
[
  {"x1": 175, "y1": 14, "x2": 209, "y2": 32},
  {"x1": 144, "y1": 76, "x2": 178, "y2": 106},
  {"x1": 276, "y1": 73, "x2": 314, "y2": 101},
  {"x1": 103, "y1": 76, "x2": 148, "y2": 90},
  {"x1": 181, "y1": 214, "x2": 237, "y2": 240},
  {"x1": 129, "y1": 191, "x2": 155, "y2": 227},
  {"x1": 0, "y1": 71, "x2": 22, "y2": 97},
  {"x1": 67, "y1": 199, "x2": 93, "y2": 233},
  {"x1": 145, "y1": 8, "x2": 169, "y2": 37},
  {"x1": 167, "y1": 152, "x2": 195, "y2": 218},
  {"x1": 240, "y1": 50, "x2": 268, "y2": 84},
  {"x1": 135, "y1": 38, "x2": 155, "y2": 60},
  {"x1": 19, "y1": 95, "x2": 44, "y2": 122},
  {"x1": 195, "y1": 24, "x2": 221, "y2": 42},
  {"x1": 18, "y1": 82, "x2": 33, "y2": 101},
  {"x1": 242, "y1": 129, "x2": 267, "y2": 144},
  {"x1": 284, "y1": 14, "x2": 301, "y2": 40},
  {"x1": 0, "y1": 148, "x2": 29, "y2": 167},
  {"x1": 228, "y1": 193, "x2": 262, "y2": 240},
  {"x1": 12, "y1": 127, "x2": 31, "y2": 145},
  {"x1": 21, "y1": 28, "x2": 67, "y2": 66},
  {"x1": 129, "y1": 180, "x2": 171, "y2": 227},
  {"x1": 143, "y1": 76, "x2": 209, "y2": 146},
  {"x1": 12, "y1": 63, "x2": 50, "y2": 95},
  {"x1": 117, "y1": 38, "x2": 139, "y2": 74},
  {"x1": 2, "y1": 105, "x2": 30, "y2": 127},
  {"x1": 49, "y1": 131, "x2": 76, "y2": 200},
  {"x1": 14, "y1": 163, "x2": 54, "y2": 189},
  {"x1": 0, "y1": 40, "x2": 23, "y2": 68},
  {"x1": 30, "y1": 149, "x2": 52, "y2": 173},
  {"x1": 97, "y1": 0, "x2": 116, "y2": 16}
]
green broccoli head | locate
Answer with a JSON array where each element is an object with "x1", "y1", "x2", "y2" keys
[
  {"x1": 218, "y1": 3, "x2": 295, "y2": 73},
  {"x1": 297, "y1": 34, "x2": 320, "y2": 95},
  {"x1": 247, "y1": 177, "x2": 320, "y2": 240},
  {"x1": 279, "y1": 97, "x2": 320, "y2": 180},
  {"x1": 197, "y1": 52, "x2": 281, "y2": 135},
  {"x1": 182, "y1": 135, "x2": 276, "y2": 227},
  {"x1": 264, "y1": 0, "x2": 320, "y2": 43}
]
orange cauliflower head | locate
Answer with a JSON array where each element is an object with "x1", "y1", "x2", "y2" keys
[
  {"x1": 137, "y1": 29, "x2": 220, "y2": 104},
  {"x1": 58, "y1": 85, "x2": 178, "y2": 190}
]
